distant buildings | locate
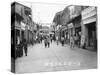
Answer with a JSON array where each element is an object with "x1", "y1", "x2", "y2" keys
[{"x1": 39, "y1": 25, "x2": 50, "y2": 36}]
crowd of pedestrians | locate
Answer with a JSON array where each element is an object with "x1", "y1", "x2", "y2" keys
[{"x1": 13, "y1": 33, "x2": 82, "y2": 59}]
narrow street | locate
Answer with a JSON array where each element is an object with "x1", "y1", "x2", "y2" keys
[
  {"x1": 11, "y1": 2, "x2": 97, "y2": 74},
  {"x1": 15, "y1": 41, "x2": 97, "y2": 73}
]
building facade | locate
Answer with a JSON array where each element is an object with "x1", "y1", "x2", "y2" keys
[
  {"x1": 11, "y1": 2, "x2": 34, "y2": 46},
  {"x1": 81, "y1": 6, "x2": 97, "y2": 49},
  {"x1": 53, "y1": 5, "x2": 97, "y2": 50},
  {"x1": 53, "y1": 7, "x2": 70, "y2": 42}
]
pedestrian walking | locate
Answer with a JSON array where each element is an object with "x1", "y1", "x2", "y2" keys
[
  {"x1": 61, "y1": 37, "x2": 64, "y2": 46},
  {"x1": 50, "y1": 37, "x2": 52, "y2": 43},
  {"x1": 16, "y1": 37, "x2": 22, "y2": 58},
  {"x1": 56, "y1": 36, "x2": 59, "y2": 45},
  {"x1": 81, "y1": 35, "x2": 86, "y2": 49},
  {"x1": 47, "y1": 36, "x2": 50, "y2": 48},
  {"x1": 70, "y1": 35, "x2": 74, "y2": 48},
  {"x1": 44, "y1": 38, "x2": 47, "y2": 48},
  {"x1": 78, "y1": 32, "x2": 81, "y2": 48},
  {"x1": 40, "y1": 37, "x2": 42, "y2": 43},
  {"x1": 23, "y1": 39, "x2": 28, "y2": 56},
  {"x1": 19, "y1": 41, "x2": 23, "y2": 57},
  {"x1": 74, "y1": 34, "x2": 76, "y2": 45},
  {"x1": 75, "y1": 33, "x2": 78, "y2": 45}
]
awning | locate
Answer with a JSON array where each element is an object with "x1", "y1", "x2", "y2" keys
[
  {"x1": 82, "y1": 7, "x2": 97, "y2": 24},
  {"x1": 83, "y1": 15, "x2": 97, "y2": 24},
  {"x1": 67, "y1": 14, "x2": 81, "y2": 24}
]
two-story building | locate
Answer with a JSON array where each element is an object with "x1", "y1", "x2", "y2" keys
[{"x1": 11, "y1": 2, "x2": 33, "y2": 45}]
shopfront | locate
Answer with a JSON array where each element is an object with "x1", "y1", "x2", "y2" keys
[
  {"x1": 81, "y1": 6, "x2": 97, "y2": 50},
  {"x1": 85, "y1": 22, "x2": 96, "y2": 47},
  {"x1": 68, "y1": 23, "x2": 74, "y2": 36},
  {"x1": 61, "y1": 26, "x2": 68, "y2": 43}
]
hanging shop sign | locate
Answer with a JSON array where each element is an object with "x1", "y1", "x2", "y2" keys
[
  {"x1": 82, "y1": 7, "x2": 97, "y2": 24},
  {"x1": 68, "y1": 23, "x2": 73, "y2": 29},
  {"x1": 21, "y1": 22, "x2": 26, "y2": 30}
]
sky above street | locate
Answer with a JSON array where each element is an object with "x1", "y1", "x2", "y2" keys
[{"x1": 18, "y1": 1, "x2": 68, "y2": 26}]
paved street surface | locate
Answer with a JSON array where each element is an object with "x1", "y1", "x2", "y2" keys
[{"x1": 15, "y1": 41, "x2": 97, "y2": 73}]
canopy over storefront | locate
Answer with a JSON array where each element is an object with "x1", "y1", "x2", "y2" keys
[{"x1": 82, "y1": 7, "x2": 97, "y2": 24}]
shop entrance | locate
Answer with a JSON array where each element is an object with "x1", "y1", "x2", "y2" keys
[
  {"x1": 15, "y1": 29, "x2": 20, "y2": 45},
  {"x1": 86, "y1": 22, "x2": 97, "y2": 48}
]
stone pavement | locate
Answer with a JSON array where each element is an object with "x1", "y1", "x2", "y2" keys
[{"x1": 15, "y1": 41, "x2": 97, "y2": 73}]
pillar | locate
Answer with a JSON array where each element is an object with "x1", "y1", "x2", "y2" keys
[{"x1": 80, "y1": 21, "x2": 88, "y2": 47}]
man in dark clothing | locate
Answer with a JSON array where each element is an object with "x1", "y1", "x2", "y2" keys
[
  {"x1": 78, "y1": 33, "x2": 81, "y2": 48},
  {"x1": 61, "y1": 37, "x2": 64, "y2": 46},
  {"x1": 23, "y1": 39, "x2": 28, "y2": 56},
  {"x1": 44, "y1": 38, "x2": 47, "y2": 48},
  {"x1": 47, "y1": 37, "x2": 50, "y2": 48},
  {"x1": 19, "y1": 41, "x2": 23, "y2": 57},
  {"x1": 47, "y1": 40, "x2": 50, "y2": 48}
]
